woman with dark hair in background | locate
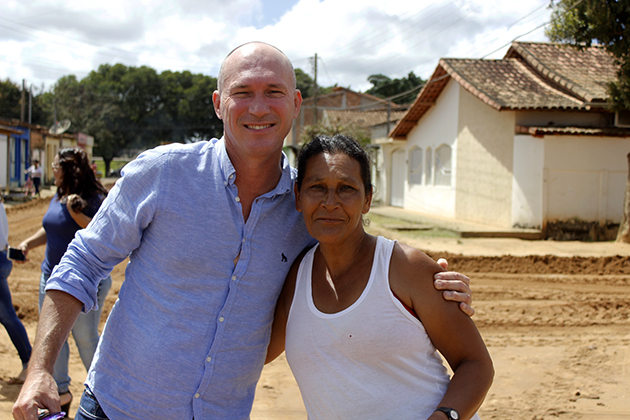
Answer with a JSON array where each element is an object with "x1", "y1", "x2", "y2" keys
[
  {"x1": 267, "y1": 135, "x2": 493, "y2": 420},
  {"x1": 18, "y1": 148, "x2": 112, "y2": 416}
]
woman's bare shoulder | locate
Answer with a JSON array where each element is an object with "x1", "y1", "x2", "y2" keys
[
  {"x1": 389, "y1": 241, "x2": 443, "y2": 307},
  {"x1": 391, "y1": 241, "x2": 442, "y2": 278}
]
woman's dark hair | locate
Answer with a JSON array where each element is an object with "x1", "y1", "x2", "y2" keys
[
  {"x1": 297, "y1": 134, "x2": 372, "y2": 194},
  {"x1": 56, "y1": 147, "x2": 108, "y2": 208}
]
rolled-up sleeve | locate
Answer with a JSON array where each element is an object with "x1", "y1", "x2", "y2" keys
[{"x1": 46, "y1": 149, "x2": 166, "y2": 313}]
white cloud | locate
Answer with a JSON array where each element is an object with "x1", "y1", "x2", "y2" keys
[{"x1": 0, "y1": 0, "x2": 552, "y2": 92}]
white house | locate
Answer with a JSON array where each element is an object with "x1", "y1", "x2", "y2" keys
[{"x1": 378, "y1": 42, "x2": 630, "y2": 239}]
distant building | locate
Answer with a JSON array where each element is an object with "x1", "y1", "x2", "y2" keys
[{"x1": 379, "y1": 42, "x2": 630, "y2": 239}]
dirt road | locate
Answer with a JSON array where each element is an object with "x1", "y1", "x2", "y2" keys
[{"x1": 1, "y1": 198, "x2": 629, "y2": 419}]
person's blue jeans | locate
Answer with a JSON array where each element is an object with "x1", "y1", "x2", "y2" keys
[
  {"x1": 32, "y1": 177, "x2": 41, "y2": 195},
  {"x1": 39, "y1": 272, "x2": 112, "y2": 394},
  {"x1": 74, "y1": 387, "x2": 109, "y2": 420},
  {"x1": 0, "y1": 250, "x2": 31, "y2": 367}
]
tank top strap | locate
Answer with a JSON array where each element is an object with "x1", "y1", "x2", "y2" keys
[
  {"x1": 292, "y1": 243, "x2": 318, "y2": 312},
  {"x1": 371, "y1": 236, "x2": 396, "y2": 293}
]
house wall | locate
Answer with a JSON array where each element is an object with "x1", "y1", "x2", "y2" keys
[
  {"x1": 378, "y1": 140, "x2": 407, "y2": 206},
  {"x1": 543, "y1": 135, "x2": 630, "y2": 225},
  {"x1": 512, "y1": 135, "x2": 545, "y2": 228},
  {"x1": 456, "y1": 86, "x2": 515, "y2": 227},
  {"x1": 402, "y1": 80, "x2": 459, "y2": 217}
]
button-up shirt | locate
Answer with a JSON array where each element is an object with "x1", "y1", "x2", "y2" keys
[{"x1": 46, "y1": 138, "x2": 315, "y2": 420}]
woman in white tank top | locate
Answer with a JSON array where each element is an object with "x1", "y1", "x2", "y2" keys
[{"x1": 266, "y1": 135, "x2": 494, "y2": 420}]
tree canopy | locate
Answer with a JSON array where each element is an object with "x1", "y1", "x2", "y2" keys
[
  {"x1": 365, "y1": 72, "x2": 425, "y2": 104},
  {"x1": 42, "y1": 64, "x2": 222, "y2": 173},
  {"x1": 294, "y1": 68, "x2": 336, "y2": 98},
  {"x1": 0, "y1": 79, "x2": 47, "y2": 124},
  {"x1": 546, "y1": 0, "x2": 630, "y2": 110}
]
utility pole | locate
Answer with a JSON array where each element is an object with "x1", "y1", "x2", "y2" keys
[
  {"x1": 21, "y1": 79, "x2": 26, "y2": 122},
  {"x1": 386, "y1": 100, "x2": 391, "y2": 134},
  {"x1": 312, "y1": 53, "x2": 318, "y2": 125},
  {"x1": 28, "y1": 84, "x2": 32, "y2": 124}
]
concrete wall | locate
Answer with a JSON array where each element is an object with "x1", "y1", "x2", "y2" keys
[
  {"x1": 456, "y1": 86, "x2": 515, "y2": 227},
  {"x1": 402, "y1": 79, "x2": 459, "y2": 218},
  {"x1": 543, "y1": 135, "x2": 630, "y2": 225},
  {"x1": 512, "y1": 135, "x2": 544, "y2": 228}
]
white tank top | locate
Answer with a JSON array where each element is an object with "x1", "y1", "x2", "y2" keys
[{"x1": 286, "y1": 236, "x2": 480, "y2": 420}]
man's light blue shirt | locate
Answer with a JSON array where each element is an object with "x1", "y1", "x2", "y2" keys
[{"x1": 46, "y1": 138, "x2": 315, "y2": 420}]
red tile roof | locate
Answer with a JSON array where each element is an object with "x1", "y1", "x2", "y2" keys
[
  {"x1": 506, "y1": 42, "x2": 617, "y2": 103},
  {"x1": 391, "y1": 42, "x2": 619, "y2": 139},
  {"x1": 516, "y1": 125, "x2": 630, "y2": 138},
  {"x1": 325, "y1": 108, "x2": 408, "y2": 128}
]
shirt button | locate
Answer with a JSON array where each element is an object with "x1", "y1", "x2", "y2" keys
[
  {"x1": 194, "y1": 393, "x2": 200, "y2": 399},
  {"x1": 207, "y1": 357, "x2": 212, "y2": 362},
  {"x1": 242, "y1": 238, "x2": 245, "y2": 243},
  {"x1": 231, "y1": 275, "x2": 236, "y2": 281},
  {"x1": 235, "y1": 197, "x2": 241, "y2": 202},
  {"x1": 224, "y1": 181, "x2": 227, "y2": 186},
  {"x1": 229, "y1": 174, "x2": 234, "y2": 179},
  {"x1": 219, "y1": 317, "x2": 225, "y2": 322}
]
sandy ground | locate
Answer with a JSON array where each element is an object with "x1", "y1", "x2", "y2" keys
[{"x1": 1, "y1": 197, "x2": 629, "y2": 420}]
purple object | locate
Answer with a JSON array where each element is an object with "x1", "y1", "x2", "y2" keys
[{"x1": 38, "y1": 412, "x2": 66, "y2": 420}]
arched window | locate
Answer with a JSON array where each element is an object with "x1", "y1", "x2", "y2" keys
[
  {"x1": 435, "y1": 145, "x2": 452, "y2": 186},
  {"x1": 425, "y1": 147, "x2": 433, "y2": 185},
  {"x1": 408, "y1": 147, "x2": 423, "y2": 185}
]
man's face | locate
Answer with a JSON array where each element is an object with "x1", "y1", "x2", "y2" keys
[{"x1": 213, "y1": 44, "x2": 302, "y2": 162}]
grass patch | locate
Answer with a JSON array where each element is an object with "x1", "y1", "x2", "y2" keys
[{"x1": 366, "y1": 213, "x2": 460, "y2": 239}]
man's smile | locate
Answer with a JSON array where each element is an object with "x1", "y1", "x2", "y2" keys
[{"x1": 245, "y1": 124, "x2": 273, "y2": 130}]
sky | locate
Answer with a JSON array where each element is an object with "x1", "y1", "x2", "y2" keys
[{"x1": 0, "y1": 0, "x2": 553, "y2": 95}]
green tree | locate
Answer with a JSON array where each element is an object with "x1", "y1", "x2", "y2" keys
[
  {"x1": 0, "y1": 80, "x2": 48, "y2": 124},
  {"x1": 0, "y1": 79, "x2": 22, "y2": 119},
  {"x1": 157, "y1": 70, "x2": 221, "y2": 143},
  {"x1": 365, "y1": 72, "x2": 425, "y2": 105},
  {"x1": 294, "y1": 68, "x2": 337, "y2": 99},
  {"x1": 45, "y1": 65, "x2": 222, "y2": 174},
  {"x1": 546, "y1": 0, "x2": 630, "y2": 109},
  {"x1": 300, "y1": 122, "x2": 371, "y2": 148},
  {"x1": 295, "y1": 68, "x2": 314, "y2": 98}
]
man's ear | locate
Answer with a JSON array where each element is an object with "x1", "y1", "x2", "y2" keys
[
  {"x1": 293, "y1": 90, "x2": 303, "y2": 119},
  {"x1": 212, "y1": 90, "x2": 222, "y2": 120}
]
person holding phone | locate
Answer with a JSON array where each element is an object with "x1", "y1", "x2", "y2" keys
[
  {"x1": 17, "y1": 148, "x2": 112, "y2": 415},
  {"x1": 0, "y1": 197, "x2": 32, "y2": 385}
]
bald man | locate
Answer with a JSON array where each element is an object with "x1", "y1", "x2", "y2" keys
[{"x1": 13, "y1": 43, "x2": 472, "y2": 420}]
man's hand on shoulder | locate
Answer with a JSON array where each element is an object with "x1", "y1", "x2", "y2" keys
[{"x1": 433, "y1": 258, "x2": 474, "y2": 317}]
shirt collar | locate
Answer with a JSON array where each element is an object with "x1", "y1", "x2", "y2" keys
[{"x1": 217, "y1": 137, "x2": 295, "y2": 199}]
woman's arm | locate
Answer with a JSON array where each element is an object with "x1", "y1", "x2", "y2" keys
[
  {"x1": 265, "y1": 250, "x2": 308, "y2": 364},
  {"x1": 18, "y1": 226, "x2": 47, "y2": 259},
  {"x1": 390, "y1": 244, "x2": 494, "y2": 420}
]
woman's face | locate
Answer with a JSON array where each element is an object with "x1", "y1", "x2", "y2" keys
[
  {"x1": 51, "y1": 155, "x2": 63, "y2": 187},
  {"x1": 296, "y1": 152, "x2": 372, "y2": 245}
]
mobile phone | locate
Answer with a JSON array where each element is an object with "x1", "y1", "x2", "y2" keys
[
  {"x1": 38, "y1": 411, "x2": 66, "y2": 420},
  {"x1": 8, "y1": 247, "x2": 25, "y2": 261}
]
